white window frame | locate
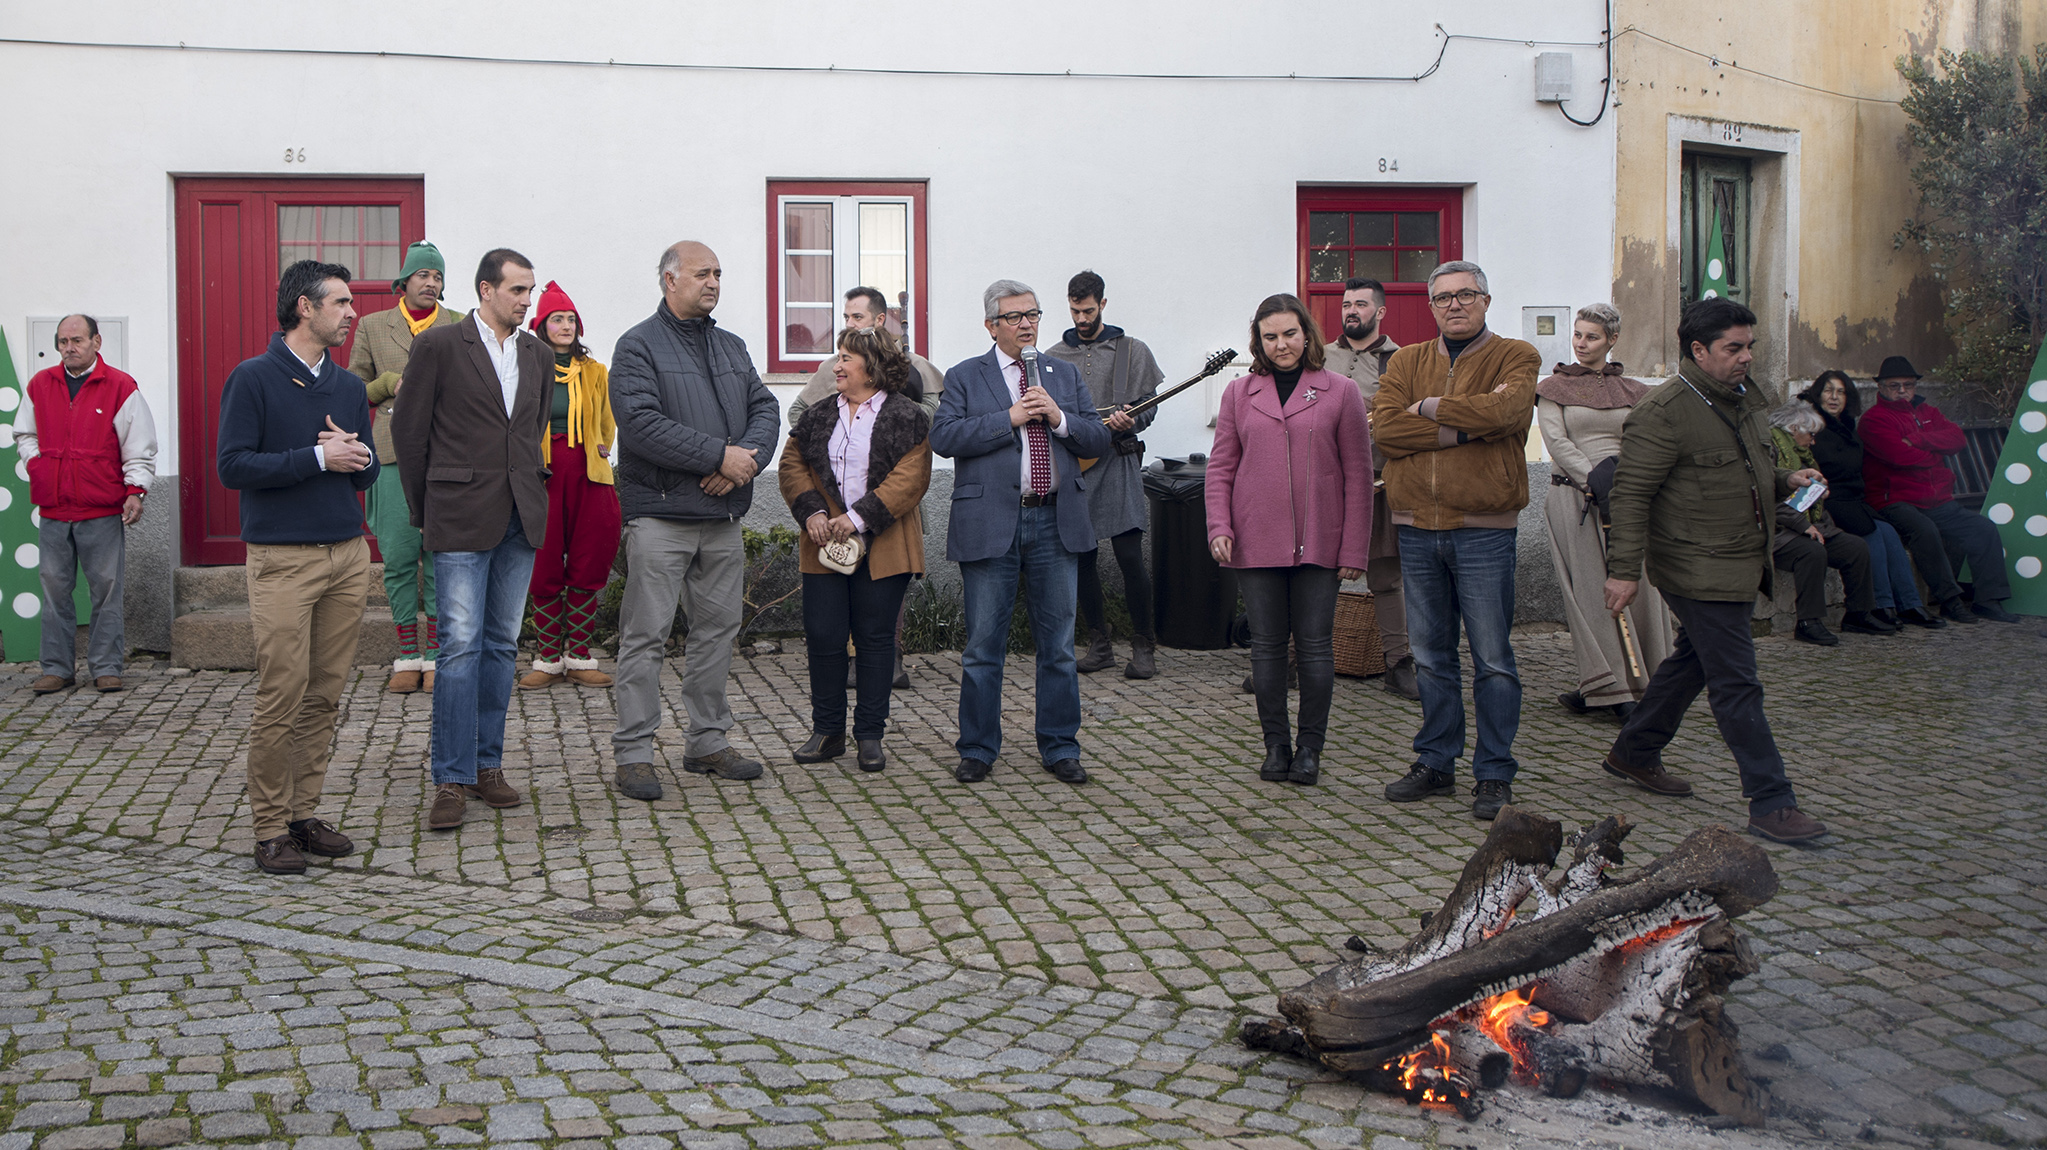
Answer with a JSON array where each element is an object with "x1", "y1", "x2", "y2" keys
[{"x1": 773, "y1": 192, "x2": 919, "y2": 370}]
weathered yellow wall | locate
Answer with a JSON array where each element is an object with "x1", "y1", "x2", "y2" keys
[{"x1": 1610, "y1": 0, "x2": 2044, "y2": 386}]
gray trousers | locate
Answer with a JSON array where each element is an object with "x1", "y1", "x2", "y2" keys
[
  {"x1": 612, "y1": 517, "x2": 745, "y2": 762},
  {"x1": 39, "y1": 514, "x2": 125, "y2": 679}
]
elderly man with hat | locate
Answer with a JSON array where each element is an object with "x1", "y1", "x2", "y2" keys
[
  {"x1": 1859, "y1": 354, "x2": 2018, "y2": 624},
  {"x1": 349, "y1": 240, "x2": 465, "y2": 690}
]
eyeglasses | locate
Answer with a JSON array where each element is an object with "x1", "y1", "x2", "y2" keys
[
  {"x1": 1877, "y1": 380, "x2": 1918, "y2": 391},
  {"x1": 1428, "y1": 289, "x2": 1485, "y2": 309},
  {"x1": 993, "y1": 310, "x2": 1042, "y2": 326}
]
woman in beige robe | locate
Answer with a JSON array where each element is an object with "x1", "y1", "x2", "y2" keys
[{"x1": 1537, "y1": 304, "x2": 1674, "y2": 719}]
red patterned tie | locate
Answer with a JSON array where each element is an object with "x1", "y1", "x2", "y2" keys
[{"x1": 1021, "y1": 361, "x2": 1052, "y2": 497}]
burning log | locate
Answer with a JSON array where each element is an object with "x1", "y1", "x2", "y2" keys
[{"x1": 1243, "y1": 810, "x2": 1776, "y2": 1125}]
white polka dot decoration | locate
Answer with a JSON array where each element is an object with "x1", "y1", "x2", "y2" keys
[
  {"x1": 2020, "y1": 556, "x2": 2044, "y2": 579},
  {"x1": 0, "y1": 388, "x2": 16, "y2": 412},
  {"x1": 2033, "y1": 379, "x2": 2047, "y2": 403},
  {"x1": 2029, "y1": 516, "x2": 2047, "y2": 537},
  {"x1": 1992, "y1": 374, "x2": 2047, "y2": 597},
  {"x1": 2037, "y1": 441, "x2": 2047, "y2": 463},
  {"x1": 11, "y1": 459, "x2": 24, "y2": 483},
  {"x1": 10, "y1": 594, "x2": 35, "y2": 619},
  {"x1": 13, "y1": 544, "x2": 35, "y2": 569},
  {"x1": 2009, "y1": 462, "x2": 2035, "y2": 485},
  {"x1": 1990, "y1": 502, "x2": 2015, "y2": 524},
  {"x1": 0, "y1": 488, "x2": 11, "y2": 512},
  {"x1": 2025, "y1": 410, "x2": 2047, "y2": 434}
]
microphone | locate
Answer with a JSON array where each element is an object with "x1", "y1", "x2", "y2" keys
[{"x1": 1020, "y1": 346, "x2": 1046, "y2": 424}]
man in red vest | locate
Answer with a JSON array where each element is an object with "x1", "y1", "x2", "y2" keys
[{"x1": 15, "y1": 315, "x2": 158, "y2": 693}]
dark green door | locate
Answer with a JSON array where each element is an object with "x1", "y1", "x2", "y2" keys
[{"x1": 1680, "y1": 152, "x2": 1751, "y2": 307}]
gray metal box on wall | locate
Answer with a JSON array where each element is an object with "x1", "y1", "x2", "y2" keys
[
  {"x1": 1535, "y1": 52, "x2": 1573, "y2": 103},
  {"x1": 27, "y1": 316, "x2": 127, "y2": 372}
]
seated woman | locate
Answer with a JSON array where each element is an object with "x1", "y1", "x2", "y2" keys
[
  {"x1": 778, "y1": 326, "x2": 933, "y2": 772},
  {"x1": 1796, "y1": 371, "x2": 1942, "y2": 629},
  {"x1": 1767, "y1": 400, "x2": 1890, "y2": 645}
]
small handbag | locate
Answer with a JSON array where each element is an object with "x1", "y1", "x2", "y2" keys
[{"x1": 818, "y1": 533, "x2": 866, "y2": 575}]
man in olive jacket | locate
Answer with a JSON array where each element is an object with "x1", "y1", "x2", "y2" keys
[
  {"x1": 1370, "y1": 261, "x2": 1539, "y2": 822},
  {"x1": 1600, "y1": 298, "x2": 1829, "y2": 845}
]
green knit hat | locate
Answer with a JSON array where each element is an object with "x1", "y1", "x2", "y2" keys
[{"x1": 392, "y1": 241, "x2": 447, "y2": 294}]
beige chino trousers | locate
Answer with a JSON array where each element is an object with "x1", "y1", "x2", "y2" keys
[{"x1": 245, "y1": 537, "x2": 371, "y2": 841}]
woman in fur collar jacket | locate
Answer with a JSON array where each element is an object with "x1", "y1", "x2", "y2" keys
[{"x1": 778, "y1": 327, "x2": 932, "y2": 773}]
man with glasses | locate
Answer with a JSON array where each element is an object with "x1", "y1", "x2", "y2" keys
[
  {"x1": 1860, "y1": 355, "x2": 2017, "y2": 624},
  {"x1": 1323, "y1": 278, "x2": 1417, "y2": 701},
  {"x1": 1370, "y1": 261, "x2": 1540, "y2": 821},
  {"x1": 930, "y1": 280, "x2": 1111, "y2": 785}
]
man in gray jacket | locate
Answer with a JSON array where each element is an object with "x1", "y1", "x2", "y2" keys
[{"x1": 608, "y1": 241, "x2": 781, "y2": 801}]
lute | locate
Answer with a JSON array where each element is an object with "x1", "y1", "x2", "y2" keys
[{"x1": 1078, "y1": 347, "x2": 1238, "y2": 472}]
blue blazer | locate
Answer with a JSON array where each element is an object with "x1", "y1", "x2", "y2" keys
[{"x1": 930, "y1": 346, "x2": 1112, "y2": 562}]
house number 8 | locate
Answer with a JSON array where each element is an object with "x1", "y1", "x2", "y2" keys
[{"x1": 283, "y1": 147, "x2": 306, "y2": 163}]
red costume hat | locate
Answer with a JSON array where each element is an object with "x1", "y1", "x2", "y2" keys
[{"x1": 530, "y1": 280, "x2": 581, "y2": 335}]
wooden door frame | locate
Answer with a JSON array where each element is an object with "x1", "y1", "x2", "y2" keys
[
  {"x1": 1296, "y1": 185, "x2": 1465, "y2": 348},
  {"x1": 174, "y1": 176, "x2": 424, "y2": 565}
]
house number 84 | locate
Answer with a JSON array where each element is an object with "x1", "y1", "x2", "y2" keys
[
  {"x1": 1378, "y1": 157, "x2": 1400, "y2": 172},
  {"x1": 283, "y1": 147, "x2": 306, "y2": 163}
]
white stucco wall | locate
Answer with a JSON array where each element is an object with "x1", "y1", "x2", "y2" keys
[{"x1": 1, "y1": 0, "x2": 1615, "y2": 492}]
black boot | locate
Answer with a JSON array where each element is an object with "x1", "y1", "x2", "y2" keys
[
  {"x1": 1124, "y1": 635, "x2": 1156, "y2": 680},
  {"x1": 793, "y1": 732, "x2": 846, "y2": 763},
  {"x1": 1259, "y1": 745, "x2": 1292, "y2": 782},
  {"x1": 1288, "y1": 747, "x2": 1321, "y2": 787},
  {"x1": 1077, "y1": 634, "x2": 1115, "y2": 673},
  {"x1": 1841, "y1": 610, "x2": 1897, "y2": 635}
]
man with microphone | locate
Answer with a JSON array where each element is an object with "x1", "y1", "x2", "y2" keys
[{"x1": 930, "y1": 279, "x2": 1112, "y2": 785}]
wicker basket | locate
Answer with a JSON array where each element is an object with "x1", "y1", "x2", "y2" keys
[{"x1": 1333, "y1": 590, "x2": 1386, "y2": 677}]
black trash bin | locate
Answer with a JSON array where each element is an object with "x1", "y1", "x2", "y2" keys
[{"x1": 1145, "y1": 454, "x2": 1238, "y2": 649}]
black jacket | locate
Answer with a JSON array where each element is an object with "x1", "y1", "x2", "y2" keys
[
  {"x1": 1810, "y1": 409, "x2": 1877, "y2": 535},
  {"x1": 609, "y1": 304, "x2": 781, "y2": 522}
]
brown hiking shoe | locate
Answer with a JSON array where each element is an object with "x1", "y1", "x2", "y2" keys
[
  {"x1": 254, "y1": 835, "x2": 307, "y2": 875},
  {"x1": 288, "y1": 817, "x2": 354, "y2": 858},
  {"x1": 386, "y1": 669, "x2": 422, "y2": 694},
  {"x1": 94, "y1": 676, "x2": 123, "y2": 692},
  {"x1": 1748, "y1": 807, "x2": 1829, "y2": 844},
  {"x1": 427, "y1": 783, "x2": 468, "y2": 830},
  {"x1": 29, "y1": 675, "x2": 73, "y2": 695},
  {"x1": 1601, "y1": 751, "x2": 1694, "y2": 796},
  {"x1": 422, "y1": 669, "x2": 436, "y2": 693},
  {"x1": 467, "y1": 767, "x2": 522, "y2": 808},
  {"x1": 683, "y1": 747, "x2": 764, "y2": 780},
  {"x1": 566, "y1": 667, "x2": 613, "y2": 687}
]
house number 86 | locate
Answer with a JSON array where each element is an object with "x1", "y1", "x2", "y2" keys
[{"x1": 283, "y1": 147, "x2": 306, "y2": 163}]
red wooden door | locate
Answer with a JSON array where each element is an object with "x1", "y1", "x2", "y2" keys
[
  {"x1": 175, "y1": 177, "x2": 423, "y2": 565},
  {"x1": 1298, "y1": 187, "x2": 1463, "y2": 349}
]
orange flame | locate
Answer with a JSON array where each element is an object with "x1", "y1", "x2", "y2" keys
[{"x1": 1477, "y1": 986, "x2": 1552, "y2": 1050}]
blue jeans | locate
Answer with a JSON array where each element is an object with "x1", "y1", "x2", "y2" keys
[
  {"x1": 1861, "y1": 519, "x2": 1922, "y2": 611},
  {"x1": 38, "y1": 514, "x2": 125, "y2": 679},
  {"x1": 1399, "y1": 525, "x2": 1521, "y2": 782},
  {"x1": 957, "y1": 505, "x2": 1082, "y2": 765},
  {"x1": 430, "y1": 512, "x2": 537, "y2": 785}
]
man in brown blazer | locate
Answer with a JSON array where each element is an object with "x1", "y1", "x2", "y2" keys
[{"x1": 393, "y1": 248, "x2": 554, "y2": 831}]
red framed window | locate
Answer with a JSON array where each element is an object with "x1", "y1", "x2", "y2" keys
[
  {"x1": 764, "y1": 180, "x2": 928, "y2": 373},
  {"x1": 1298, "y1": 186, "x2": 1463, "y2": 349}
]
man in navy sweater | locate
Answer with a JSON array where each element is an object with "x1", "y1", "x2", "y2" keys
[{"x1": 216, "y1": 259, "x2": 379, "y2": 876}]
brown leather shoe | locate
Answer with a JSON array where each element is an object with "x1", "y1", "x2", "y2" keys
[
  {"x1": 427, "y1": 783, "x2": 468, "y2": 830},
  {"x1": 386, "y1": 670, "x2": 422, "y2": 694},
  {"x1": 1748, "y1": 806, "x2": 1829, "y2": 844},
  {"x1": 29, "y1": 675, "x2": 73, "y2": 695},
  {"x1": 288, "y1": 817, "x2": 354, "y2": 858},
  {"x1": 517, "y1": 668, "x2": 564, "y2": 690},
  {"x1": 422, "y1": 669, "x2": 436, "y2": 693},
  {"x1": 1601, "y1": 750, "x2": 1694, "y2": 796},
  {"x1": 254, "y1": 835, "x2": 307, "y2": 875},
  {"x1": 94, "y1": 676, "x2": 123, "y2": 693},
  {"x1": 467, "y1": 767, "x2": 522, "y2": 808},
  {"x1": 566, "y1": 667, "x2": 613, "y2": 687}
]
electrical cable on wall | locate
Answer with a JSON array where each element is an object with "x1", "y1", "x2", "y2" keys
[{"x1": 1557, "y1": 0, "x2": 1613, "y2": 127}]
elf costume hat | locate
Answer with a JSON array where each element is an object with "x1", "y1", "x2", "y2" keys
[
  {"x1": 392, "y1": 241, "x2": 447, "y2": 294},
  {"x1": 530, "y1": 281, "x2": 582, "y2": 335}
]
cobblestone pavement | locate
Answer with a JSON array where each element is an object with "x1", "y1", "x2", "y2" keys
[{"x1": 0, "y1": 616, "x2": 2037, "y2": 1148}]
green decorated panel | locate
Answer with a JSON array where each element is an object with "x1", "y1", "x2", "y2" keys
[{"x1": 1983, "y1": 341, "x2": 2047, "y2": 615}]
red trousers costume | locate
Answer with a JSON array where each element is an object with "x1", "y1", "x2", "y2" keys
[{"x1": 527, "y1": 436, "x2": 623, "y2": 671}]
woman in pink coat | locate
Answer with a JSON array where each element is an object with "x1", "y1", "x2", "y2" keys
[{"x1": 1206, "y1": 293, "x2": 1373, "y2": 787}]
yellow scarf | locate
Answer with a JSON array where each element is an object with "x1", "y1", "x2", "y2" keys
[{"x1": 402, "y1": 302, "x2": 439, "y2": 338}]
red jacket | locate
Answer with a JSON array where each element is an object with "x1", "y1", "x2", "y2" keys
[
  {"x1": 18, "y1": 356, "x2": 158, "y2": 522},
  {"x1": 1859, "y1": 395, "x2": 1963, "y2": 510},
  {"x1": 1205, "y1": 368, "x2": 1373, "y2": 570}
]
